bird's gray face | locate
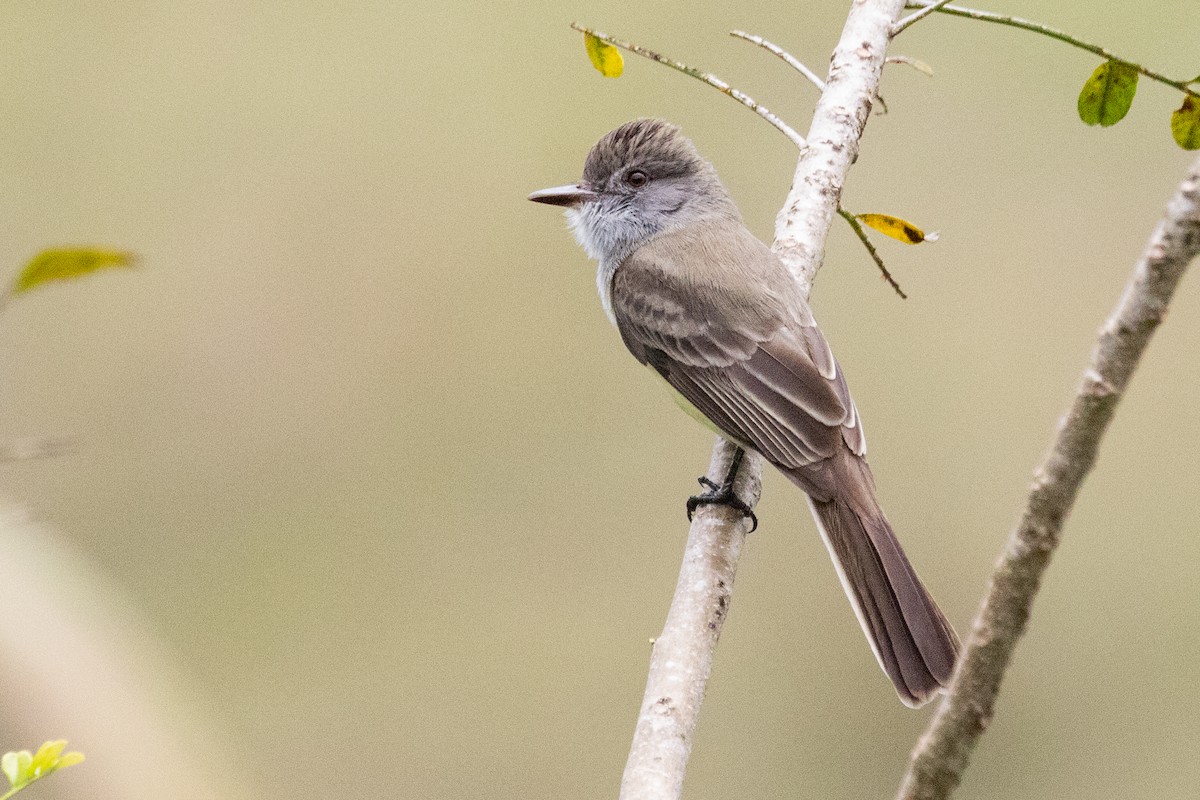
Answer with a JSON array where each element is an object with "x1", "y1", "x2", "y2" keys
[{"x1": 529, "y1": 119, "x2": 727, "y2": 265}]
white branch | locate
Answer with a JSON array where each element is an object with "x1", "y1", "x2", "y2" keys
[
  {"x1": 773, "y1": 0, "x2": 907, "y2": 292},
  {"x1": 620, "y1": 445, "x2": 760, "y2": 799},
  {"x1": 619, "y1": 2, "x2": 909, "y2": 798}
]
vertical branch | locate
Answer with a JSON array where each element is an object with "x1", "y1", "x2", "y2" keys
[
  {"x1": 772, "y1": 0, "x2": 908, "y2": 292},
  {"x1": 896, "y1": 154, "x2": 1200, "y2": 800},
  {"x1": 620, "y1": 444, "x2": 760, "y2": 800},
  {"x1": 619, "y1": 2, "x2": 909, "y2": 799}
]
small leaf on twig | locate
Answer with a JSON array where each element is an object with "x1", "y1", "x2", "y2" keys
[
  {"x1": 1171, "y1": 96, "x2": 1200, "y2": 150},
  {"x1": 886, "y1": 55, "x2": 934, "y2": 77},
  {"x1": 583, "y1": 32, "x2": 623, "y2": 78},
  {"x1": 856, "y1": 213, "x2": 934, "y2": 244},
  {"x1": 1078, "y1": 60, "x2": 1139, "y2": 126},
  {"x1": 11, "y1": 248, "x2": 135, "y2": 297}
]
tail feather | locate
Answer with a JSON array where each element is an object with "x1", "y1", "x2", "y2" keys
[{"x1": 800, "y1": 481, "x2": 960, "y2": 707}]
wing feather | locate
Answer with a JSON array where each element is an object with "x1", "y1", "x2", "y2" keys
[{"x1": 610, "y1": 224, "x2": 865, "y2": 471}]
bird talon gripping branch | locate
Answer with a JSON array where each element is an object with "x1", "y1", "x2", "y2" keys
[{"x1": 686, "y1": 485, "x2": 758, "y2": 533}]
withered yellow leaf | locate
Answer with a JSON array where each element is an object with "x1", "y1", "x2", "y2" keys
[
  {"x1": 13, "y1": 248, "x2": 135, "y2": 296},
  {"x1": 584, "y1": 33, "x2": 623, "y2": 78},
  {"x1": 856, "y1": 214, "x2": 933, "y2": 245}
]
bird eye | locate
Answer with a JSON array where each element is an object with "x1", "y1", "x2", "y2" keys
[{"x1": 625, "y1": 170, "x2": 649, "y2": 187}]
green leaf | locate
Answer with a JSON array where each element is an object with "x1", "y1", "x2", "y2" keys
[
  {"x1": 28, "y1": 741, "x2": 65, "y2": 779},
  {"x1": 0, "y1": 742, "x2": 84, "y2": 797},
  {"x1": 13, "y1": 752, "x2": 31, "y2": 787},
  {"x1": 12, "y1": 248, "x2": 135, "y2": 296},
  {"x1": 583, "y1": 33, "x2": 623, "y2": 78},
  {"x1": 1078, "y1": 60, "x2": 1139, "y2": 126},
  {"x1": 1, "y1": 752, "x2": 19, "y2": 787},
  {"x1": 55, "y1": 752, "x2": 85, "y2": 769},
  {"x1": 856, "y1": 213, "x2": 935, "y2": 245},
  {"x1": 1171, "y1": 96, "x2": 1200, "y2": 150}
]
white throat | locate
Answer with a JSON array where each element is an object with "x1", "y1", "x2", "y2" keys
[{"x1": 566, "y1": 203, "x2": 659, "y2": 326}]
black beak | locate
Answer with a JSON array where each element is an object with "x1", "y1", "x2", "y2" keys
[{"x1": 528, "y1": 183, "x2": 598, "y2": 208}]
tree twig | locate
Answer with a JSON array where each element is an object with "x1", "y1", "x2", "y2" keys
[
  {"x1": 902, "y1": 2, "x2": 1200, "y2": 97},
  {"x1": 613, "y1": 3, "x2": 910, "y2": 798},
  {"x1": 729, "y1": 31, "x2": 826, "y2": 92},
  {"x1": 891, "y1": 0, "x2": 956, "y2": 37},
  {"x1": 895, "y1": 153, "x2": 1200, "y2": 800},
  {"x1": 836, "y1": 207, "x2": 908, "y2": 298},
  {"x1": 569, "y1": 23, "x2": 807, "y2": 150}
]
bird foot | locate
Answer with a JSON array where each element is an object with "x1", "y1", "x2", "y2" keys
[{"x1": 686, "y1": 476, "x2": 758, "y2": 533}]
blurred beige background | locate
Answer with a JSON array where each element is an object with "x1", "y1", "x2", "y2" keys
[{"x1": 1, "y1": 2, "x2": 1198, "y2": 798}]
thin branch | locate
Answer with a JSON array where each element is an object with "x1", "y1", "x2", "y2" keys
[
  {"x1": 903, "y1": 2, "x2": 1200, "y2": 97},
  {"x1": 896, "y1": 154, "x2": 1200, "y2": 800},
  {"x1": 837, "y1": 207, "x2": 908, "y2": 298},
  {"x1": 569, "y1": 23, "x2": 807, "y2": 150},
  {"x1": 729, "y1": 31, "x2": 825, "y2": 92},
  {"x1": 731, "y1": 29, "x2": 893, "y2": 117},
  {"x1": 891, "y1": 0, "x2": 956, "y2": 36},
  {"x1": 614, "y1": 3, "x2": 911, "y2": 799}
]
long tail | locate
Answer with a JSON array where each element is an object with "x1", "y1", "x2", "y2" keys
[{"x1": 793, "y1": 461, "x2": 960, "y2": 707}]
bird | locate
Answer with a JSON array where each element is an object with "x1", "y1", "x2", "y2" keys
[{"x1": 528, "y1": 118, "x2": 959, "y2": 707}]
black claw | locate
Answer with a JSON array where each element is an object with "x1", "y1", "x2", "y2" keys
[{"x1": 684, "y1": 448, "x2": 758, "y2": 532}]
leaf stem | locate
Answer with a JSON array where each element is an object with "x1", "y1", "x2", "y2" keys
[
  {"x1": 903, "y1": 2, "x2": 1199, "y2": 97},
  {"x1": 569, "y1": 23, "x2": 808, "y2": 150},
  {"x1": 837, "y1": 208, "x2": 908, "y2": 298}
]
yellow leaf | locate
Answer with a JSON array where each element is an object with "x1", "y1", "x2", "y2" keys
[
  {"x1": 1171, "y1": 96, "x2": 1200, "y2": 150},
  {"x1": 856, "y1": 213, "x2": 932, "y2": 245},
  {"x1": 13, "y1": 248, "x2": 135, "y2": 296},
  {"x1": 584, "y1": 33, "x2": 623, "y2": 78}
]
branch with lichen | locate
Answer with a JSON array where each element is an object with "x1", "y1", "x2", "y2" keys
[{"x1": 895, "y1": 154, "x2": 1200, "y2": 800}]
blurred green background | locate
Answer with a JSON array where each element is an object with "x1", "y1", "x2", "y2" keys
[{"x1": 1, "y1": 2, "x2": 1198, "y2": 798}]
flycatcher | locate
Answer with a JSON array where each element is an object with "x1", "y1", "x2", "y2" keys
[{"x1": 529, "y1": 119, "x2": 958, "y2": 707}]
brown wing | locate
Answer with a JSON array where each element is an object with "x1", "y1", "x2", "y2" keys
[{"x1": 609, "y1": 225, "x2": 865, "y2": 494}]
